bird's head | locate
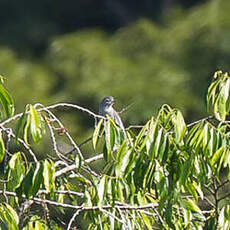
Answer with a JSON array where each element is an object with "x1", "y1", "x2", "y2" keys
[{"x1": 101, "y1": 96, "x2": 115, "y2": 108}]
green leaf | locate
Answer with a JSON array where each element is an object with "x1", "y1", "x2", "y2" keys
[
  {"x1": 210, "y1": 146, "x2": 225, "y2": 167},
  {"x1": 21, "y1": 166, "x2": 34, "y2": 199},
  {"x1": 98, "y1": 175, "x2": 106, "y2": 206},
  {"x1": 202, "y1": 123, "x2": 210, "y2": 152},
  {"x1": 24, "y1": 113, "x2": 31, "y2": 145},
  {"x1": 75, "y1": 154, "x2": 82, "y2": 172},
  {"x1": 215, "y1": 92, "x2": 226, "y2": 121},
  {"x1": 0, "y1": 203, "x2": 19, "y2": 230},
  {"x1": 116, "y1": 144, "x2": 131, "y2": 177},
  {"x1": 7, "y1": 152, "x2": 25, "y2": 191},
  {"x1": 92, "y1": 118, "x2": 103, "y2": 149},
  {"x1": 179, "y1": 157, "x2": 192, "y2": 186},
  {"x1": 146, "y1": 119, "x2": 157, "y2": 155},
  {"x1": 152, "y1": 128, "x2": 163, "y2": 160},
  {"x1": 174, "y1": 110, "x2": 187, "y2": 142},
  {"x1": 140, "y1": 212, "x2": 152, "y2": 230},
  {"x1": 104, "y1": 118, "x2": 113, "y2": 160},
  {"x1": 135, "y1": 122, "x2": 149, "y2": 147},
  {"x1": 15, "y1": 112, "x2": 27, "y2": 144},
  {"x1": 186, "y1": 182, "x2": 198, "y2": 201},
  {"x1": 181, "y1": 198, "x2": 202, "y2": 215},
  {"x1": 0, "y1": 131, "x2": 5, "y2": 163},
  {"x1": 43, "y1": 160, "x2": 55, "y2": 195},
  {"x1": 157, "y1": 133, "x2": 169, "y2": 162},
  {"x1": 30, "y1": 104, "x2": 42, "y2": 143},
  {"x1": 0, "y1": 83, "x2": 14, "y2": 118},
  {"x1": 32, "y1": 162, "x2": 43, "y2": 195}
]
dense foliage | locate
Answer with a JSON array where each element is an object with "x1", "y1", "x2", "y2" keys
[{"x1": 0, "y1": 71, "x2": 230, "y2": 229}]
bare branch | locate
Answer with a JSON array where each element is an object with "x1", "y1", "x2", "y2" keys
[
  {"x1": 33, "y1": 196, "x2": 158, "y2": 211},
  {"x1": 187, "y1": 115, "x2": 213, "y2": 128},
  {"x1": 55, "y1": 153, "x2": 104, "y2": 177},
  {"x1": 0, "y1": 125, "x2": 37, "y2": 162},
  {"x1": 67, "y1": 210, "x2": 81, "y2": 230},
  {"x1": 0, "y1": 102, "x2": 104, "y2": 127},
  {"x1": 126, "y1": 125, "x2": 143, "y2": 130}
]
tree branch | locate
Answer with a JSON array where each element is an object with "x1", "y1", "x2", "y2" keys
[{"x1": 55, "y1": 153, "x2": 104, "y2": 177}]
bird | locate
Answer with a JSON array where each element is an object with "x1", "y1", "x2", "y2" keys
[{"x1": 99, "y1": 96, "x2": 125, "y2": 130}]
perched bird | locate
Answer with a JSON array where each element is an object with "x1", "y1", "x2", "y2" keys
[{"x1": 99, "y1": 96, "x2": 125, "y2": 130}]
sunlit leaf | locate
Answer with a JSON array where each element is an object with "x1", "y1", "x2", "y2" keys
[
  {"x1": 43, "y1": 160, "x2": 55, "y2": 195},
  {"x1": 92, "y1": 118, "x2": 103, "y2": 150},
  {"x1": 0, "y1": 203, "x2": 19, "y2": 230},
  {"x1": 116, "y1": 145, "x2": 131, "y2": 177},
  {"x1": 174, "y1": 110, "x2": 187, "y2": 142},
  {"x1": 0, "y1": 131, "x2": 5, "y2": 163},
  {"x1": 30, "y1": 104, "x2": 42, "y2": 143},
  {"x1": 0, "y1": 83, "x2": 14, "y2": 118},
  {"x1": 181, "y1": 198, "x2": 202, "y2": 215},
  {"x1": 23, "y1": 113, "x2": 31, "y2": 145},
  {"x1": 140, "y1": 212, "x2": 152, "y2": 230},
  {"x1": 210, "y1": 146, "x2": 224, "y2": 167},
  {"x1": 98, "y1": 175, "x2": 106, "y2": 206},
  {"x1": 75, "y1": 154, "x2": 82, "y2": 172}
]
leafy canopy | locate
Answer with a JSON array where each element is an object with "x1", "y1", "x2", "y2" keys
[{"x1": 0, "y1": 71, "x2": 230, "y2": 229}]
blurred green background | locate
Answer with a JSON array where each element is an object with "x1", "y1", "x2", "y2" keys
[{"x1": 0, "y1": 0, "x2": 230, "y2": 141}]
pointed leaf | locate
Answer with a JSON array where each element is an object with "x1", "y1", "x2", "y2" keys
[
  {"x1": 92, "y1": 118, "x2": 103, "y2": 149},
  {"x1": 98, "y1": 175, "x2": 106, "y2": 206},
  {"x1": 0, "y1": 83, "x2": 14, "y2": 118},
  {"x1": 182, "y1": 198, "x2": 202, "y2": 215},
  {"x1": 30, "y1": 105, "x2": 41, "y2": 143},
  {"x1": 15, "y1": 112, "x2": 27, "y2": 144},
  {"x1": 0, "y1": 131, "x2": 5, "y2": 163},
  {"x1": 210, "y1": 146, "x2": 225, "y2": 167}
]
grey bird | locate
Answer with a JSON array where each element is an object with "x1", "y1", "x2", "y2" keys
[{"x1": 99, "y1": 96, "x2": 125, "y2": 130}]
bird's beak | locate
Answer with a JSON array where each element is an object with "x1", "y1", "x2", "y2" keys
[{"x1": 111, "y1": 99, "x2": 115, "y2": 105}]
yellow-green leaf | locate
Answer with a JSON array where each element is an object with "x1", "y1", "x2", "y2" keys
[
  {"x1": 0, "y1": 83, "x2": 14, "y2": 118},
  {"x1": 0, "y1": 131, "x2": 5, "y2": 163},
  {"x1": 92, "y1": 119, "x2": 103, "y2": 149}
]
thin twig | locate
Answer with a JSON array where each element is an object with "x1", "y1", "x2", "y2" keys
[
  {"x1": 33, "y1": 197, "x2": 158, "y2": 211},
  {"x1": 187, "y1": 115, "x2": 213, "y2": 128},
  {"x1": 38, "y1": 189, "x2": 84, "y2": 198},
  {"x1": 67, "y1": 210, "x2": 81, "y2": 230},
  {"x1": 126, "y1": 125, "x2": 143, "y2": 130},
  {"x1": 0, "y1": 125, "x2": 37, "y2": 162},
  {"x1": 100, "y1": 208, "x2": 125, "y2": 225},
  {"x1": 0, "y1": 103, "x2": 105, "y2": 127},
  {"x1": 55, "y1": 153, "x2": 104, "y2": 177},
  {"x1": 46, "y1": 120, "x2": 72, "y2": 163}
]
